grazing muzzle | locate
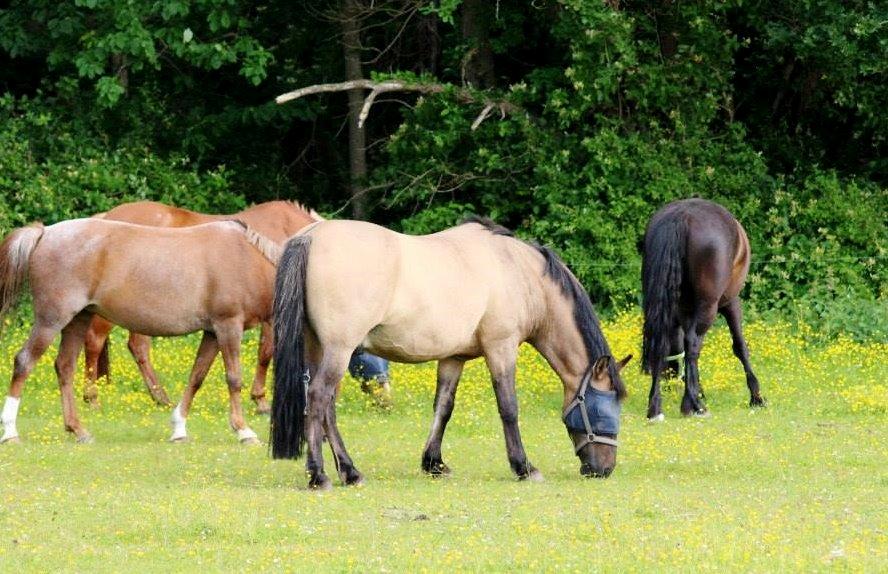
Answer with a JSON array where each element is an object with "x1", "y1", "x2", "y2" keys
[{"x1": 562, "y1": 369, "x2": 621, "y2": 452}]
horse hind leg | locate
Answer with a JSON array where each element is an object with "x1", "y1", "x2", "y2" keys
[
  {"x1": 83, "y1": 316, "x2": 113, "y2": 406},
  {"x1": 305, "y1": 346, "x2": 353, "y2": 490},
  {"x1": 249, "y1": 322, "x2": 273, "y2": 415},
  {"x1": 681, "y1": 301, "x2": 718, "y2": 417},
  {"x1": 720, "y1": 298, "x2": 765, "y2": 407},
  {"x1": 56, "y1": 314, "x2": 96, "y2": 443},
  {"x1": 127, "y1": 332, "x2": 172, "y2": 407},
  {"x1": 421, "y1": 357, "x2": 465, "y2": 476},
  {"x1": 2, "y1": 323, "x2": 59, "y2": 443}
]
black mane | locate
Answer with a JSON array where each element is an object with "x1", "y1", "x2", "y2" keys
[{"x1": 462, "y1": 216, "x2": 627, "y2": 399}]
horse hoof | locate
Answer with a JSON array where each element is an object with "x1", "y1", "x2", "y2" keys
[
  {"x1": 169, "y1": 435, "x2": 189, "y2": 444},
  {"x1": 239, "y1": 436, "x2": 262, "y2": 446},
  {"x1": 692, "y1": 409, "x2": 710, "y2": 418},
  {"x1": 647, "y1": 413, "x2": 666, "y2": 423},
  {"x1": 750, "y1": 396, "x2": 767, "y2": 408},
  {"x1": 1, "y1": 435, "x2": 21, "y2": 445},
  {"x1": 423, "y1": 461, "x2": 451, "y2": 477},
  {"x1": 308, "y1": 476, "x2": 333, "y2": 491},
  {"x1": 75, "y1": 433, "x2": 95, "y2": 444},
  {"x1": 255, "y1": 405, "x2": 271, "y2": 416},
  {"x1": 528, "y1": 469, "x2": 545, "y2": 482},
  {"x1": 344, "y1": 472, "x2": 365, "y2": 487}
]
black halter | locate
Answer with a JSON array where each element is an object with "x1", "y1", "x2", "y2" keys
[{"x1": 562, "y1": 367, "x2": 620, "y2": 452}]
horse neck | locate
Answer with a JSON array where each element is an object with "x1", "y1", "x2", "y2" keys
[{"x1": 530, "y1": 281, "x2": 589, "y2": 408}]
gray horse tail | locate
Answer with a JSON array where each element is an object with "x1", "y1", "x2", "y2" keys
[
  {"x1": 641, "y1": 216, "x2": 686, "y2": 375},
  {"x1": 271, "y1": 235, "x2": 312, "y2": 459},
  {"x1": 0, "y1": 223, "x2": 44, "y2": 321}
]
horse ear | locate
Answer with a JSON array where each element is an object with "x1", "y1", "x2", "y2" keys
[
  {"x1": 617, "y1": 354, "x2": 633, "y2": 372},
  {"x1": 592, "y1": 356, "x2": 611, "y2": 379}
]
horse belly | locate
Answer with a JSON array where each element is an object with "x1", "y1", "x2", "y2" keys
[{"x1": 362, "y1": 322, "x2": 481, "y2": 363}]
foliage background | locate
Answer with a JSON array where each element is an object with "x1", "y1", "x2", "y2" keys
[{"x1": 0, "y1": 0, "x2": 885, "y2": 337}]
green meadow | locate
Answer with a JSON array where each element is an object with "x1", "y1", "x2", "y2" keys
[{"x1": 0, "y1": 314, "x2": 885, "y2": 572}]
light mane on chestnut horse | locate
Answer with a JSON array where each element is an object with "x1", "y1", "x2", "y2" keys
[
  {"x1": 83, "y1": 200, "x2": 319, "y2": 412},
  {"x1": 0, "y1": 218, "x2": 280, "y2": 445},
  {"x1": 271, "y1": 217, "x2": 631, "y2": 490}
]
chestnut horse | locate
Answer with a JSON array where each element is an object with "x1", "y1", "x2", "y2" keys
[
  {"x1": 84, "y1": 200, "x2": 318, "y2": 412},
  {"x1": 271, "y1": 217, "x2": 631, "y2": 490},
  {"x1": 641, "y1": 198, "x2": 765, "y2": 420},
  {"x1": 0, "y1": 219, "x2": 280, "y2": 444}
]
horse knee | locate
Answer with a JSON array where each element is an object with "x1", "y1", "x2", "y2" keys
[{"x1": 13, "y1": 351, "x2": 31, "y2": 378}]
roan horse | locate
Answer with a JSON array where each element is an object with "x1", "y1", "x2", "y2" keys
[
  {"x1": 271, "y1": 217, "x2": 631, "y2": 490},
  {"x1": 641, "y1": 198, "x2": 765, "y2": 420},
  {"x1": 0, "y1": 218, "x2": 280, "y2": 444},
  {"x1": 83, "y1": 200, "x2": 318, "y2": 412}
]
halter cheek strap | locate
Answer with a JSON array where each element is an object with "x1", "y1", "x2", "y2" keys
[{"x1": 562, "y1": 369, "x2": 619, "y2": 451}]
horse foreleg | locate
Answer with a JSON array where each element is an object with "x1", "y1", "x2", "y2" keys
[
  {"x1": 170, "y1": 331, "x2": 218, "y2": 442},
  {"x1": 214, "y1": 322, "x2": 259, "y2": 445},
  {"x1": 421, "y1": 357, "x2": 464, "y2": 476},
  {"x1": 127, "y1": 332, "x2": 172, "y2": 407},
  {"x1": 2, "y1": 324, "x2": 58, "y2": 443},
  {"x1": 721, "y1": 298, "x2": 765, "y2": 407},
  {"x1": 486, "y1": 345, "x2": 542, "y2": 481},
  {"x1": 250, "y1": 322, "x2": 273, "y2": 415},
  {"x1": 56, "y1": 314, "x2": 94, "y2": 443},
  {"x1": 83, "y1": 316, "x2": 113, "y2": 405},
  {"x1": 681, "y1": 303, "x2": 717, "y2": 416}
]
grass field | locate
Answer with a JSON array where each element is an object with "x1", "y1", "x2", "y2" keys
[{"x1": 0, "y1": 313, "x2": 885, "y2": 572}]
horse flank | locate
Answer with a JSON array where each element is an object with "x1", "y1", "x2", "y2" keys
[
  {"x1": 463, "y1": 217, "x2": 626, "y2": 399},
  {"x1": 0, "y1": 223, "x2": 45, "y2": 319}
]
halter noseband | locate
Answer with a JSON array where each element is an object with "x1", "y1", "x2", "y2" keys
[{"x1": 562, "y1": 367, "x2": 620, "y2": 452}]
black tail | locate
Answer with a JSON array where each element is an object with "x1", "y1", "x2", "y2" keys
[
  {"x1": 97, "y1": 338, "x2": 111, "y2": 380},
  {"x1": 271, "y1": 235, "x2": 312, "y2": 459},
  {"x1": 641, "y1": 216, "x2": 686, "y2": 375}
]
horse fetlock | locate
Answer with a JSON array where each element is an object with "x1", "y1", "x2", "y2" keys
[
  {"x1": 308, "y1": 473, "x2": 333, "y2": 491},
  {"x1": 750, "y1": 395, "x2": 767, "y2": 408},
  {"x1": 422, "y1": 453, "x2": 451, "y2": 477},
  {"x1": 339, "y1": 464, "x2": 364, "y2": 486},
  {"x1": 169, "y1": 404, "x2": 188, "y2": 441}
]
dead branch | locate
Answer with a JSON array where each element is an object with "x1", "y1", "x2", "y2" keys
[{"x1": 275, "y1": 79, "x2": 520, "y2": 131}]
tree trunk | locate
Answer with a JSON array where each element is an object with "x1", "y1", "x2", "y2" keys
[
  {"x1": 342, "y1": 0, "x2": 367, "y2": 219},
  {"x1": 460, "y1": 0, "x2": 495, "y2": 89}
]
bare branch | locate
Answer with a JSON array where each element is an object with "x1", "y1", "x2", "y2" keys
[
  {"x1": 276, "y1": 79, "x2": 521, "y2": 129},
  {"x1": 471, "y1": 103, "x2": 495, "y2": 131}
]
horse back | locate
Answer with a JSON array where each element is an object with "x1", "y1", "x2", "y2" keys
[
  {"x1": 98, "y1": 201, "x2": 215, "y2": 227},
  {"x1": 31, "y1": 219, "x2": 274, "y2": 335}
]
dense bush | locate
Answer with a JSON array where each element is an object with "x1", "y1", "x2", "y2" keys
[
  {"x1": 0, "y1": 1, "x2": 884, "y2": 338},
  {"x1": 0, "y1": 95, "x2": 244, "y2": 228}
]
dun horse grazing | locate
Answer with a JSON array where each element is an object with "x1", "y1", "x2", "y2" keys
[
  {"x1": 0, "y1": 219, "x2": 280, "y2": 445},
  {"x1": 83, "y1": 200, "x2": 318, "y2": 412},
  {"x1": 271, "y1": 217, "x2": 631, "y2": 490},
  {"x1": 641, "y1": 198, "x2": 765, "y2": 420}
]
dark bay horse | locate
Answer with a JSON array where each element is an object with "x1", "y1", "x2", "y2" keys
[
  {"x1": 0, "y1": 219, "x2": 280, "y2": 444},
  {"x1": 641, "y1": 198, "x2": 765, "y2": 420},
  {"x1": 83, "y1": 200, "x2": 319, "y2": 412},
  {"x1": 271, "y1": 217, "x2": 631, "y2": 490}
]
